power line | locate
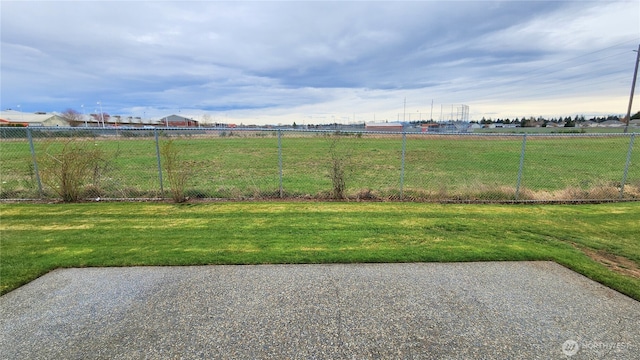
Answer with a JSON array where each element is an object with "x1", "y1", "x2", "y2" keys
[
  {"x1": 475, "y1": 74, "x2": 629, "y2": 102},
  {"x1": 457, "y1": 39, "x2": 639, "y2": 104},
  {"x1": 506, "y1": 38, "x2": 639, "y2": 80},
  {"x1": 474, "y1": 47, "x2": 634, "y2": 93}
]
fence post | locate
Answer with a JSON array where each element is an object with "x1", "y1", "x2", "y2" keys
[
  {"x1": 515, "y1": 133, "x2": 527, "y2": 200},
  {"x1": 620, "y1": 133, "x2": 635, "y2": 199},
  {"x1": 278, "y1": 129, "x2": 284, "y2": 198},
  {"x1": 26, "y1": 128, "x2": 44, "y2": 197},
  {"x1": 154, "y1": 129, "x2": 164, "y2": 198},
  {"x1": 400, "y1": 132, "x2": 407, "y2": 199}
]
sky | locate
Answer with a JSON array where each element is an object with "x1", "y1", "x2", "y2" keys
[{"x1": 1, "y1": 0, "x2": 639, "y2": 125}]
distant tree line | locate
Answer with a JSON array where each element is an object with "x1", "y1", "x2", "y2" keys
[{"x1": 410, "y1": 111, "x2": 640, "y2": 128}]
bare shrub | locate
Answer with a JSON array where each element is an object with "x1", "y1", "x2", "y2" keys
[
  {"x1": 330, "y1": 157, "x2": 346, "y2": 199},
  {"x1": 39, "y1": 140, "x2": 107, "y2": 202},
  {"x1": 328, "y1": 136, "x2": 350, "y2": 199},
  {"x1": 160, "y1": 140, "x2": 192, "y2": 203}
]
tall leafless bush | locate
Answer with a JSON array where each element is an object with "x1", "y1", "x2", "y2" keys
[
  {"x1": 39, "y1": 140, "x2": 107, "y2": 202},
  {"x1": 160, "y1": 140, "x2": 191, "y2": 203},
  {"x1": 328, "y1": 135, "x2": 351, "y2": 199}
]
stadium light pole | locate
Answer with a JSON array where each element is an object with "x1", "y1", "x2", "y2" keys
[
  {"x1": 403, "y1": 98, "x2": 406, "y2": 122},
  {"x1": 623, "y1": 44, "x2": 640, "y2": 134},
  {"x1": 430, "y1": 99, "x2": 434, "y2": 121},
  {"x1": 97, "y1": 101, "x2": 105, "y2": 128},
  {"x1": 81, "y1": 104, "x2": 87, "y2": 127},
  {"x1": 17, "y1": 105, "x2": 25, "y2": 124}
]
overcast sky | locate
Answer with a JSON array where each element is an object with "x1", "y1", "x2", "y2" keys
[{"x1": 1, "y1": 1, "x2": 639, "y2": 124}]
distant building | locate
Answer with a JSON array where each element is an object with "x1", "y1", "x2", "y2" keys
[
  {"x1": 365, "y1": 122, "x2": 403, "y2": 132},
  {"x1": 599, "y1": 120, "x2": 625, "y2": 128},
  {"x1": 159, "y1": 114, "x2": 199, "y2": 127},
  {"x1": 421, "y1": 123, "x2": 440, "y2": 132},
  {"x1": 0, "y1": 110, "x2": 70, "y2": 127},
  {"x1": 422, "y1": 122, "x2": 465, "y2": 132}
]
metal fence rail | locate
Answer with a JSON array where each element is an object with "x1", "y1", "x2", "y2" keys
[{"x1": 0, "y1": 127, "x2": 638, "y2": 202}]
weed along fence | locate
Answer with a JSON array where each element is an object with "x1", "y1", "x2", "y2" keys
[{"x1": 0, "y1": 127, "x2": 638, "y2": 202}]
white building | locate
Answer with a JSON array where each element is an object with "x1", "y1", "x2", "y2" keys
[{"x1": 0, "y1": 110, "x2": 70, "y2": 127}]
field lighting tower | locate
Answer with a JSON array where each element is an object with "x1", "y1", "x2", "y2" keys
[
  {"x1": 430, "y1": 99, "x2": 434, "y2": 121},
  {"x1": 17, "y1": 105, "x2": 24, "y2": 122},
  {"x1": 81, "y1": 104, "x2": 87, "y2": 127},
  {"x1": 97, "y1": 101, "x2": 105, "y2": 128}
]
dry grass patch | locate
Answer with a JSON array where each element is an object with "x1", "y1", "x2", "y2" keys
[{"x1": 575, "y1": 245, "x2": 640, "y2": 279}]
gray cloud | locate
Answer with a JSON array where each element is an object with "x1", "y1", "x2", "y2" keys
[{"x1": 1, "y1": 1, "x2": 638, "y2": 122}]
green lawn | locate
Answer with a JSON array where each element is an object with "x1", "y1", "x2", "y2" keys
[
  {"x1": 1, "y1": 131, "x2": 638, "y2": 200},
  {"x1": 1, "y1": 202, "x2": 639, "y2": 300}
]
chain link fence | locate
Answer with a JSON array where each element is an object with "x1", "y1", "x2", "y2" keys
[{"x1": 1, "y1": 127, "x2": 638, "y2": 202}]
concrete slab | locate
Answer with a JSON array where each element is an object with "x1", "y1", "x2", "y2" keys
[{"x1": 1, "y1": 262, "x2": 638, "y2": 359}]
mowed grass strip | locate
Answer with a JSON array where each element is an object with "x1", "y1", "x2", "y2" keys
[{"x1": 1, "y1": 202, "x2": 639, "y2": 300}]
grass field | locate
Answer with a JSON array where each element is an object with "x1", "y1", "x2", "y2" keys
[
  {"x1": 1, "y1": 130, "x2": 639, "y2": 201},
  {"x1": 1, "y1": 202, "x2": 639, "y2": 300}
]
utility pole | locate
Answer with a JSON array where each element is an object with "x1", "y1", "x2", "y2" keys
[{"x1": 624, "y1": 44, "x2": 640, "y2": 134}]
